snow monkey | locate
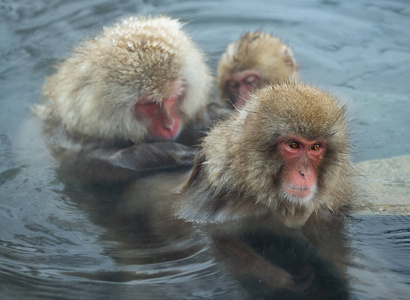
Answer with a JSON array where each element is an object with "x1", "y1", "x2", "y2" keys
[
  {"x1": 36, "y1": 16, "x2": 213, "y2": 184},
  {"x1": 217, "y1": 32, "x2": 299, "y2": 109},
  {"x1": 122, "y1": 82, "x2": 355, "y2": 296}
]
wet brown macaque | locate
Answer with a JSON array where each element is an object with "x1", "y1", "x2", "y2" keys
[
  {"x1": 123, "y1": 82, "x2": 355, "y2": 296},
  {"x1": 217, "y1": 32, "x2": 299, "y2": 109},
  {"x1": 35, "y1": 16, "x2": 213, "y2": 185}
]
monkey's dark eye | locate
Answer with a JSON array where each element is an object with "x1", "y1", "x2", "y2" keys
[
  {"x1": 288, "y1": 141, "x2": 299, "y2": 149},
  {"x1": 311, "y1": 144, "x2": 320, "y2": 151},
  {"x1": 226, "y1": 80, "x2": 239, "y2": 89}
]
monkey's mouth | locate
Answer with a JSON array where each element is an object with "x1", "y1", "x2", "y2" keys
[{"x1": 284, "y1": 184, "x2": 316, "y2": 202}]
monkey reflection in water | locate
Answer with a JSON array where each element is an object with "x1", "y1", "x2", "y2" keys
[{"x1": 116, "y1": 83, "x2": 355, "y2": 299}]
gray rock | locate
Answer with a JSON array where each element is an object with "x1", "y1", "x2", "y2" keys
[{"x1": 355, "y1": 155, "x2": 410, "y2": 214}]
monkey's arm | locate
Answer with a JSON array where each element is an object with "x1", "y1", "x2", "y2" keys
[
  {"x1": 177, "y1": 103, "x2": 232, "y2": 147},
  {"x1": 206, "y1": 102, "x2": 233, "y2": 121},
  {"x1": 56, "y1": 142, "x2": 197, "y2": 185},
  {"x1": 212, "y1": 235, "x2": 296, "y2": 291}
]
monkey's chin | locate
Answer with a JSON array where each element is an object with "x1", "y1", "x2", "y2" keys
[
  {"x1": 281, "y1": 184, "x2": 317, "y2": 204},
  {"x1": 149, "y1": 129, "x2": 181, "y2": 142}
]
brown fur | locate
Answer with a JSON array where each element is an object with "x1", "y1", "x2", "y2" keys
[{"x1": 217, "y1": 31, "x2": 299, "y2": 105}]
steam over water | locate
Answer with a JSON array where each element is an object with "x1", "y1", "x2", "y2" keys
[{"x1": 0, "y1": 1, "x2": 409, "y2": 299}]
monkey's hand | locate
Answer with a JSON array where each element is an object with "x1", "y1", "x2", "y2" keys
[
  {"x1": 55, "y1": 142, "x2": 197, "y2": 185},
  {"x1": 212, "y1": 236, "x2": 296, "y2": 292},
  {"x1": 109, "y1": 142, "x2": 198, "y2": 171}
]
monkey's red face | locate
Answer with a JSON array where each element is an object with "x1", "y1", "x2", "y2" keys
[
  {"x1": 225, "y1": 70, "x2": 262, "y2": 108},
  {"x1": 279, "y1": 136, "x2": 327, "y2": 202},
  {"x1": 134, "y1": 94, "x2": 181, "y2": 141}
]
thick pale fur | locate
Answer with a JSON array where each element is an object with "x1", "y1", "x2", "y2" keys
[
  {"x1": 217, "y1": 32, "x2": 299, "y2": 103},
  {"x1": 37, "y1": 16, "x2": 212, "y2": 144},
  {"x1": 180, "y1": 83, "x2": 354, "y2": 228}
]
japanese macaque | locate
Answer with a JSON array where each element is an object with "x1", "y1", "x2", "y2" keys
[
  {"x1": 35, "y1": 16, "x2": 213, "y2": 185},
  {"x1": 121, "y1": 82, "x2": 355, "y2": 296},
  {"x1": 217, "y1": 32, "x2": 299, "y2": 109},
  {"x1": 181, "y1": 83, "x2": 353, "y2": 228}
]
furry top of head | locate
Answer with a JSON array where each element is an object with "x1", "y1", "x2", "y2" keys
[{"x1": 37, "y1": 16, "x2": 212, "y2": 143}]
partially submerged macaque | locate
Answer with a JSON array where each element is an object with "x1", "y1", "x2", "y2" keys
[
  {"x1": 217, "y1": 32, "x2": 299, "y2": 109},
  {"x1": 123, "y1": 82, "x2": 355, "y2": 296},
  {"x1": 181, "y1": 83, "x2": 353, "y2": 228},
  {"x1": 35, "y1": 16, "x2": 213, "y2": 184}
]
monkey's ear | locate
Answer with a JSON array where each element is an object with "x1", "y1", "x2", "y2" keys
[
  {"x1": 180, "y1": 151, "x2": 206, "y2": 191},
  {"x1": 281, "y1": 44, "x2": 296, "y2": 68}
]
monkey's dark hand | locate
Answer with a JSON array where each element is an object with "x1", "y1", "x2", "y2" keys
[
  {"x1": 110, "y1": 142, "x2": 198, "y2": 171},
  {"x1": 291, "y1": 265, "x2": 315, "y2": 292},
  {"x1": 207, "y1": 102, "x2": 232, "y2": 122}
]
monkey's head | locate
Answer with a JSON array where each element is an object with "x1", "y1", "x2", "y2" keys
[
  {"x1": 217, "y1": 32, "x2": 299, "y2": 109},
  {"x1": 41, "y1": 16, "x2": 212, "y2": 144},
  {"x1": 182, "y1": 83, "x2": 354, "y2": 227}
]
